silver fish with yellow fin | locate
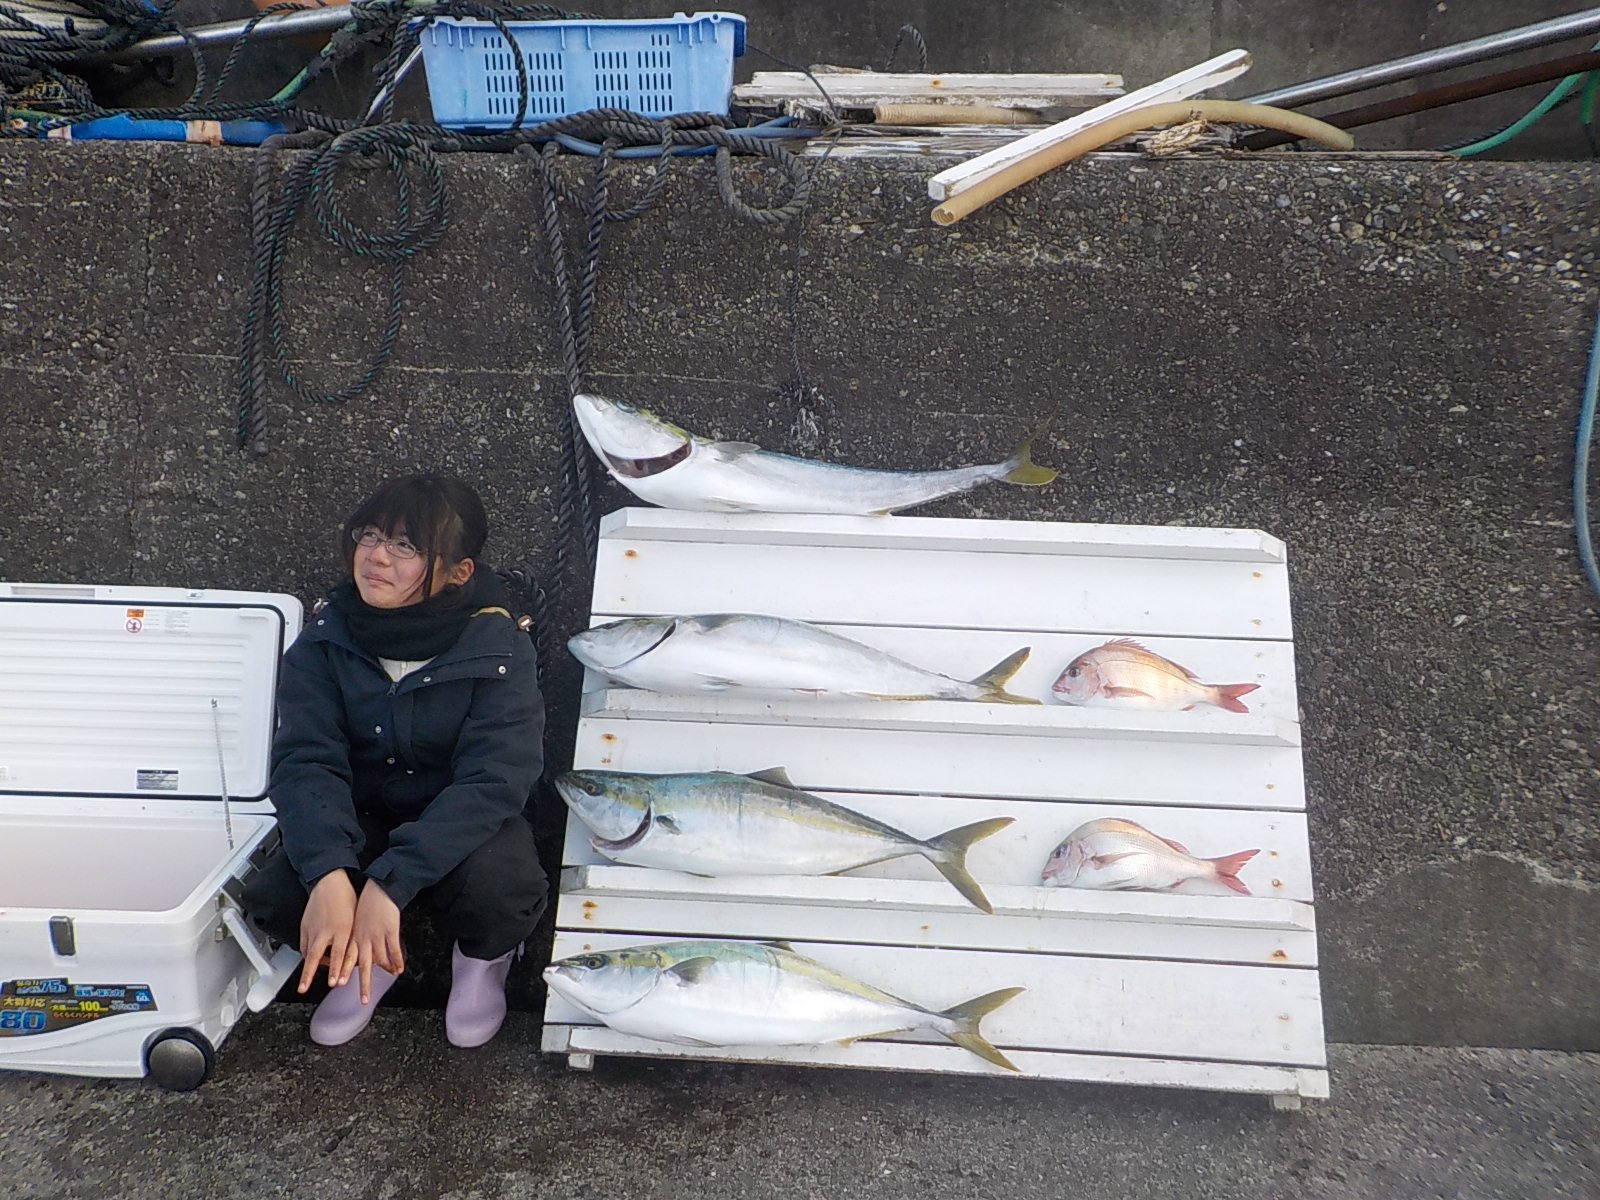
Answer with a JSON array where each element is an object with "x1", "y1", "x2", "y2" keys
[
  {"x1": 544, "y1": 938, "x2": 1024, "y2": 1070},
  {"x1": 573, "y1": 393, "x2": 1056, "y2": 515},
  {"x1": 568, "y1": 612, "x2": 1038, "y2": 704},
  {"x1": 556, "y1": 767, "x2": 1013, "y2": 912}
]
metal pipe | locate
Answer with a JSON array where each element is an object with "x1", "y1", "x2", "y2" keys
[
  {"x1": 1240, "y1": 46, "x2": 1600, "y2": 149},
  {"x1": 1243, "y1": 6, "x2": 1600, "y2": 109},
  {"x1": 86, "y1": 5, "x2": 355, "y2": 63}
]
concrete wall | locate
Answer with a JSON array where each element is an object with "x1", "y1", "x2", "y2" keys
[{"x1": 2, "y1": 138, "x2": 1597, "y2": 1051}]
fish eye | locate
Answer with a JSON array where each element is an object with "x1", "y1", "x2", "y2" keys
[
  {"x1": 582, "y1": 780, "x2": 600, "y2": 795},
  {"x1": 1066, "y1": 666, "x2": 1081, "y2": 678},
  {"x1": 577, "y1": 954, "x2": 605, "y2": 970}
]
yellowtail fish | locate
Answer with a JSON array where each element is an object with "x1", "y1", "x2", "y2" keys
[
  {"x1": 573, "y1": 393, "x2": 1056, "y2": 515},
  {"x1": 1041, "y1": 817, "x2": 1259, "y2": 895},
  {"x1": 1050, "y1": 639, "x2": 1260, "y2": 713},
  {"x1": 555, "y1": 768, "x2": 1013, "y2": 912},
  {"x1": 568, "y1": 612, "x2": 1037, "y2": 703},
  {"x1": 544, "y1": 938, "x2": 1024, "y2": 1070}
]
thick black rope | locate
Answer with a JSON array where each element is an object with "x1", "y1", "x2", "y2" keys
[{"x1": 236, "y1": 107, "x2": 815, "y2": 460}]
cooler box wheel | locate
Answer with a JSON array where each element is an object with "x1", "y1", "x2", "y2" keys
[{"x1": 145, "y1": 1028, "x2": 216, "y2": 1091}]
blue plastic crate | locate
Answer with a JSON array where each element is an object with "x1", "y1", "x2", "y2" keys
[{"x1": 419, "y1": 11, "x2": 746, "y2": 131}]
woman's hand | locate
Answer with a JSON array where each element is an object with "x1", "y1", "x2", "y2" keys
[
  {"x1": 298, "y1": 870, "x2": 357, "y2": 994},
  {"x1": 349, "y1": 880, "x2": 405, "y2": 1004}
]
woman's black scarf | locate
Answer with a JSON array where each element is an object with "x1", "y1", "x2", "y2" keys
[{"x1": 330, "y1": 568, "x2": 506, "y2": 661}]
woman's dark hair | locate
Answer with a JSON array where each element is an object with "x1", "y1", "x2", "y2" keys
[{"x1": 342, "y1": 474, "x2": 489, "y2": 597}]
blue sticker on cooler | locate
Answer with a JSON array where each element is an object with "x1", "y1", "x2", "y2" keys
[{"x1": 0, "y1": 978, "x2": 158, "y2": 1036}]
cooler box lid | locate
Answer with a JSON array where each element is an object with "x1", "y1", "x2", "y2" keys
[{"x1": 0, "y1": 583, "x2": 302, "y2": 802}]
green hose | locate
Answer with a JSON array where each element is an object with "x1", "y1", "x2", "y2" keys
[{"x1": 1453, "y1": 38, "x2": 1600, "y2": 156}]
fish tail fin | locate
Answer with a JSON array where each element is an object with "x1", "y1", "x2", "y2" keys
[
  {"x1": 1000, "y1": 422, "x2": 1058, "y2": 487},
  {"x1": 1209, "y1": 849, "x2": 1260, "y2": 895},
  {"x1": 939, "y1": 987, "x2": 1025, "y2": 1072},
  {"x1": 970, "y1": 647, "x2": 1039, "y2": 705},
  {"x1": 1212, "y1": 682, "x2": 1260, "y2": 713},
  {"x1": 922, "y1": 817, "x2": 1016, "y2": 913}
]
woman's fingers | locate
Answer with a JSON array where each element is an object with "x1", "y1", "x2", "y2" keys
[
  {"x1": 385, "y1": 929, "x2": 406, "y2": 977},
  {"x1": 336, "y1": 933, "x2": 359, "y2": 990},
  {"x1": 297, "y1": 935, "x2": 328, "y2": 994},
  {"x1": 356, "y1": 942, "x2": 374, "y2": 1005}
]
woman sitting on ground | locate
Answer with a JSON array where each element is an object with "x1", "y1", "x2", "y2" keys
[{"x1": 245, "y1": 473, "x2": 546, "y2": 1048}]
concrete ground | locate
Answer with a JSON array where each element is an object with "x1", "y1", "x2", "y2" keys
[{"x1": 1, "y1": 1011, "x2": 1594, "y2": 1200}]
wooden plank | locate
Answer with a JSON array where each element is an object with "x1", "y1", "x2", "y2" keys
[
  {"x1": 927, "y1": 49, "x2": 1252, "y2": 201},
  {"x1": 561, "y1": 793, "x2": 1314, "y2": 900},
  {"x1": 580, "y1": 688, "x2": 1298, "y2": 746},
  {"x1": 559, "y1": 868, "x2": 1314, "y2": 930},
  {"x1": 556, "y1": 894, "x2": 1317, "y2": 967},
  {"x1": 733, "y1": 71, "x2": 1124, "y2": 109},
  {"x1": 589, "y1": 543, "x2": 1292, "y2": 641},
  {"x1": 599, "y1": 508, "x2": 1289, "y2": 563},
  {"x1": 544, "y1": 933, "x2": 1326, "y2": 1067},
  {"x1": 544, "y1": 1025, "x2": 1330, "y2": 1098},
  {"x1": 555, "y1": 879, "x2": 1319, "y2": 967},
  {"x1": 574, "y1": 720, "x2": 1306, "y2": 810}
]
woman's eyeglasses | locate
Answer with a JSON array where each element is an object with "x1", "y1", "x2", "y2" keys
[{"x1": 351, "y1": 528, "x2": 422, "y2": 560}]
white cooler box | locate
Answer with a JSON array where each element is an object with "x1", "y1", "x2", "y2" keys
[{"x1": 0, "y1": 583, "x2": 304, "y2": 1089}]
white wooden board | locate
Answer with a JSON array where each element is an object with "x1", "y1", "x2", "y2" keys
[
  {"x1": 548, "y1": 509, "x2": 1324, "y2": 1101},
  {"x1": 598, "y1": 509, "x2": 1288, "y2": 562},
  {"x1": 590, "y1": 541, "x2": 1291, "y2": 640},
  {"x1": 542, "y1": 1025, "x2": 1329, "y2": 1097},
  {"x1": 560, "y1": 794, "x2": 1314, "y2": 899},
  {"x1": 575, "y1": 720, "x2": 1306, "y2": 810},
  {"x1": 545, "y1": 933, "x2": 1325, "y2": 1068},
  {"x1": 556, "y1": 877, "x2": 1319, "y2": 967}
]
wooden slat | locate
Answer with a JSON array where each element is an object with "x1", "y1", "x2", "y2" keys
[
  {"x1": 574, "y1": 720, "x2": 1307, "y2": 810},
  {"x1": 555, "y1": 877, "x2": 1319, "y2": 967},
  {"x1": 556, "y1": 896, "x2": 1316, "y2": 968},
  {"x1": 561, "y1": 793, "x2": 1314, "y2": 899},
  {"x1": 542, "y1": 1025, "x2": 1330, "y2": 1098},
  {"x1": 599, "y1": 509, "x2": 1288, "y2": 562},
  {"x1": 733, "y1": 71, "x2": 1125, "y2": 110},
  {"x1": 590, "y1": 543, "x2": 1291, "y2": 640},
  {"x1": 580, "y1": 689, "x2": 1300, "y2": 747},
  {"x1": 559, "y1": 868, "x2": 1313, "y2": 930},
  {"x1": 544, "y1": 933, "x2": 1326, "y2": 1067}
]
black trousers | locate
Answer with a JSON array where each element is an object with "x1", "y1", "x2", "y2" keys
[{"x1": 242, "y1": 813, "x2": 548, "y2": 961}]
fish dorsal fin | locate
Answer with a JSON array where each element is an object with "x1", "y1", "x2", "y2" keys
[
  {"x1": 1102, "y1": 638, "x2": 1199, "y2": 679},
  {"x1": 745, "y1": 766, "x2": 796, "y2": 788},
  {"x1": 705, "y1": 440, "x2": 760, "y2": 461},
  {"x1": 664, "y1": 956, "x2": 717, "y2": 985},
  {"x1": 760, "y1": 939, "x2": 795, "y2": 952},
  {"x1": 1154, "y1": 833, "x2": 1192, "y2": 855}
]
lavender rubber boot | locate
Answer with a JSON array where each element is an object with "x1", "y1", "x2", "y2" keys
[
  {"x1": 445, "y1": 942, "x2": 519, "y2": 1048},
  {"x1": 309, "y1": 967, "x2": 398, "y2": 1046}
]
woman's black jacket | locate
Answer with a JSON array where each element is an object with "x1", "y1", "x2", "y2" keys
[{"x1": 268, "y1": 598, "x2": 544, "y2": 909}]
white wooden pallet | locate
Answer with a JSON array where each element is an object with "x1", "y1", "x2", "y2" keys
[{"x1": 544, "y1": 509, "x2": 1327, "y2": 1107}]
